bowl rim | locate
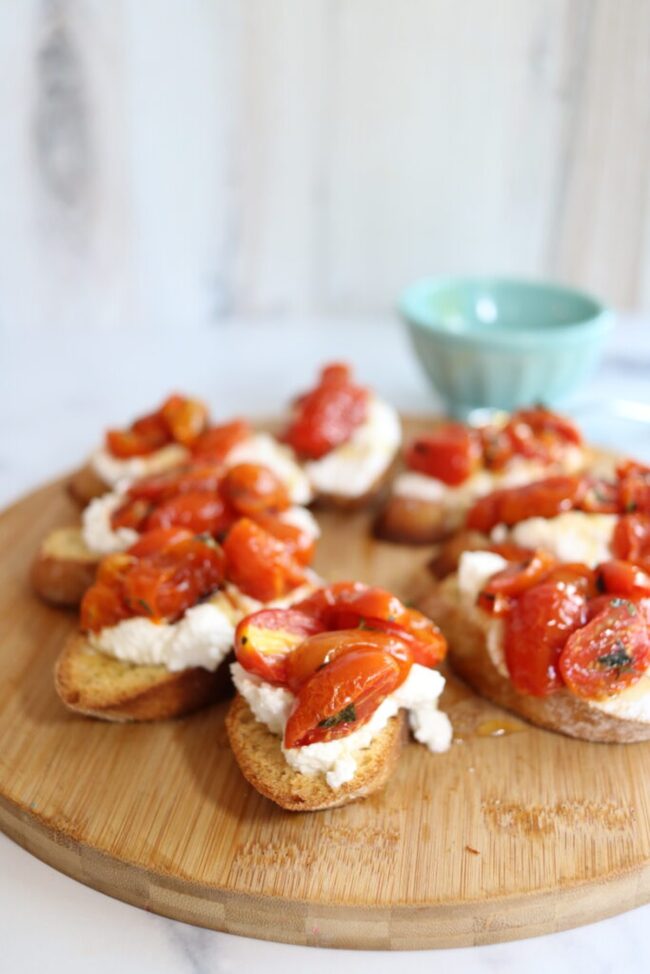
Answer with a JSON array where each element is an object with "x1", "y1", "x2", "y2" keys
[{"x1": 399, "y1": 275, "x2": 613, "y2": 349}]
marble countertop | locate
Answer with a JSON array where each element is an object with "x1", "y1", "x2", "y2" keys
[{"x1": 2, "y1": 314, "x2": 650, "y2": 972}]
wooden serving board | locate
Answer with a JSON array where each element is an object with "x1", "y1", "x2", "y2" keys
[{"x1": 1, "y1": 422, "x2": 650, "y2": 950}]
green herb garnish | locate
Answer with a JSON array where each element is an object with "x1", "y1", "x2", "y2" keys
[{"x1": 318, "y1": 703, "x2": 357, "y2": 729}]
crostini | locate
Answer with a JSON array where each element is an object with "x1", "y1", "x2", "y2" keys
[
  {"x1": 55, "y1": 520, "x2": 320, "y2": 721},
  {"x1": 34, "y1": 461, "x2": 319, "y2": 606},
  {"x1": 226, "y1": 582, "x2": 452, "y2": 810},
  {"x1": 283, "y1": 363, "x2": 402, "y2": 508},
  {"x1": 423, "y1": 546, "x2": 650, "y2": 743},
  {"x1": 376, "y1": 407, "x2": 586, "y2": 544}
]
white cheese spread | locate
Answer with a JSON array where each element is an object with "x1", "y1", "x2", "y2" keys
[
  {"x1": 231, "y1": 661, "x2": 451, "y2": 790},
  {"x1": 90, "y1": 443, "x2": 189, "y2": 487},
  {"x1": 305, "y1": 397, "x2": 401, "y2": 498},
  {"x1": 82, "y1": 491, "x2": 138, "y2": 555},
  {"x1": 226, "y1": 433, "x2": 313, "y2": 506},
  {"x1": 504, "y1": 512, "x2": 617, "y2": 567}
]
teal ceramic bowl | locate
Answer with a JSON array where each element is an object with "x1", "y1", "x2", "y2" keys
[{"x1": 401, "y1": 277, "x2": 613, "y2": 418}]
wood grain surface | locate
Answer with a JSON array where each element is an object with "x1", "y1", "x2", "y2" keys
[{"x1": 1, "y1": 432, "x2": 650, "y2": 949}]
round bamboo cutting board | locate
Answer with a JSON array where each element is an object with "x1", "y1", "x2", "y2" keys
[{"x1": 1, "y1": 426, "x2": 650, "y2": 949}]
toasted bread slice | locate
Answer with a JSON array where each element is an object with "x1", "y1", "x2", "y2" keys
[
  {"x1": 226, "y1": 693, "x2": 406, "y2": 810},
  {"x1": 374, "y1": 493, "x2": 463, "y2": 544},
  {"x1": 68, "y1": 463, "x2": 108, "y2": 507},
  {"x1": 312, "y1": 462, "x2": 396, "y2": 512},
  {"x1": 31, "y1": 527, "x2": 100, "y2": 606},
  {"x1": 55, "y1": 632, "x2": 232, "y2": 722},
  {"x1": 428, "y1": 530, "x2": 491, "y2": 580},
  {"x1": 423, "y1": 577, "x2": 650, "y2": 744}
]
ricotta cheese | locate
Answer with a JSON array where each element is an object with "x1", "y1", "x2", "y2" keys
[
  {"x1": 504, "y1": 511, "x2": 617, "y2": 568},
  {"x1": 231, "y1": 661, "x2": 451, "y2": 790},
  {"x1": 90, "y1": 443, "x2": 189, "y2": 487},
  {"x1": 82, "y1": 491, "x2": 138, "y2": 555},
  {"x1": 226, "y1": 433, "x2": 313, "y2": 506},
  {"x1": 457, "y1": 550, "x2": 509, "y2": 606},
  {"x1": 305, "y1": 397, "x2": 401, "y2": 498}
]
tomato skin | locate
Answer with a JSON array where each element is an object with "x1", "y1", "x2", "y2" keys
[
  {"x1": 505, "y1": 407, "x2": 582, "y2": 458},
  {"x1": 477, "y1": 550, "x2": 556, "y2": 614},
  {"x1": 191, "y1": 419, "x2": 251, "y2": 461},
  {"x1": 220, "y1": 463, "x2": 291, "y2": 516},
  {"x1": 504, "y1": 580, "x2": 588, "y2": 696},
  {"x1": 160, "y1": 395, "x2": 208, "y2": 446},
  {"x1": 223, "y1": 518, "x2": 307, "y2": 602},
  {"x1": 488, "y1": 542, "x2": 535, "y2": 563},
  {"x1": 612, "y1": 513, "x2": 650, "y2": 563},
  {"x1": 617, "y1": 461, "x2": 650, "y2": 516},
  {"x1": 292, "y1": 581, "x2": 368, "y2": 623},
  {"x1": 405, "y1": 424, "x2": 481, "y2": 486},
  {"x1": 284, "y1": 648, "x2": 402, "y2": 748},
  {"x1": 252, "y1": 513, "x2": 316, "y2": 566},
  {"x1": 284, "y1": 629, "x2": 413, "y2": 693},
  {"x1": 110, "y1": 497, "x2": 152, "y2": 532},
  {"x1": 234, "y1": 608, "x2": 325, "y2": 685},
  {"x1": 466, "y1": 476, "x2": 582, "y2": 532},
  {"x1": 127, "y1": 527, "x2": 193, "y2": 558},
  {"x1": 144, "y1": 490, "x2": 233, "y2": 537},
  {"x1": 80, "y1": 584, "x2": 131, "y2": 632},
  {"x1": 284, "y1": 363, "x2": 369, "y2": 459},
  {"x1": 598, "y1": 560, "x2": 650, "y2": 598},
  {"x1": 578, "y1": 477, "x2": 620, "y2": 514},
  {"x1": 106, "y1": 425, "x2": 167, "y2": 459},
  {"x1": 559, "y1": 601, "x2": 650, "y2": 700}
]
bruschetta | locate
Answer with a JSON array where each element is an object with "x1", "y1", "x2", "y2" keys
[
  {"x1": 55, "y1": 521, "x2": 320, "y2": 721},
  {"x1": 33, "y1": 461, "x2": 319, "y2": 606},
  {"x1": 226, "y1": 582, "x2": 452, "y2": 810},
  {"x1": 423, "y1": 546, "x2": 650, "y2": 743},
  {"x1": 283, "y1": 363, "x2": 402, "y2": 508},
  {"x1": 376, "y1": 407, "x2": 587, "y2": 544}
]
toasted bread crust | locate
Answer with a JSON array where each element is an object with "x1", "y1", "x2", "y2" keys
[
  {"x1": 226, "y1": 693, "x2": 406, "y2": 810},
  {"x1": 374, "y1": 494, "x2": 462, "y2": 544},
  {"x1": 55, "y1": 633, "x2": 231, "y2": 722},
  {"x1": 422, "y1": 578, "x2": 650, "y2": 744},
  {"x1": 68, "y1": 463, "x2": 108, "y2": 507},
  {"x1": 428, "y1": 530, "x2": 491, "y2": 580},
  {"x1": 31, "y1": 527, "x2": 100, "y2": 606}
]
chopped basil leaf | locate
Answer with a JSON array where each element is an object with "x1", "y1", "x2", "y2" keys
[
  {"x1": 137, "y1": 598, "x2": 153, "y2": 615},
  {"x1": 318, "y1": 703, "x2": 357, "y2": 729},
  {"x1": 610, "y1": 598, "x2": 637, "y2": 614},
  {"x1": 597, "y1": 642, "x2": 632, "y2": 670}
]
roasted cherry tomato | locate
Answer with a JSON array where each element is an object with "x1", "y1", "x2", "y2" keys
[
  {"x1": 223, "y1": 518, "x2": 307, "y2": 602},
  {"x1": 110, "y1": 497, "x2": 153, "y2": 531},
  {"x1": 578, "y1": 477, "x2": 620, "y2": 514},
  {"x1": 105, "y1": 395, "x2": 207, "y2": 458},
  {"x1": 504, "y1": 579, "x2": 588, "y2": 696},
  {"x1": 405, "y1": 423, "x2": 481, "y2": 486},
  {"x1": 220, "y1": 463, "x2": 290, "y2": 516},
  {"x1": 80, "y1": 583, "x2": 131, "y2": 632},
  {"x1": 504, "y1": 407, "x2": 582, "y2": 461},
  {"x1": 480, "y1": 425, "x2": 514, "y2": 470},
  {"x1": 612, "y1": 513, "x2": 650, "y2": 563},
  {"x1": 81, "y1": 537, "x2": 224, "y2": 631},
  {"x1": 466, "y1": 476, "x2": 581, "y2": 532},
  {"x1": 597, "y1": 560, "x2": 650, "y2": 598},
  {"x1": 191, "y1": 419, "x2": 251, "y2": 461},
  {"x1": 253, "y1": 512, "x2": 316, "y2": 566},
  {"x1": 145, "y1": 490, "x2": 233, "y2": 537},
  {"x1": 543, "y1": 562, "x2": 597, "y2": 598},
  {"x1": 284, "y1": 363, "x2": 368, "y2": 459},
  {"x1": 127, "y1": 527, "x2": 193, "y2": 558},
  {"x1": 127, "y1": 463, "x2": 225, "y2": 503},
  {"x1": 284, "y1": 648, "x2": 402, "y2": 748},
  {"x1": 292, "y1": 581, "x2": 368, "y2": 623},
  {"x1": 559, "y1": 600, "x2": 650, "y2": 700},
  {"x1": 121, "y1": 538, "x2": 225, "y2": 623},
  {"x1": 234, "y1": 608, "x2": 325, "y2": 685},
  {"x1": 285, "y1": 629, "x2": 413, "y2": 693},
  {"x1": 617, "y1": 460, "x2": 650, "y2": 516},
  {"x1": 160, "y1": 395, "x2": 208, "y2": 446},
  {"x1": 477, "y1": 549, "x2": 556, "y2": 615},
  {"x1": 488, "y1": 542, "x2": 535, "y2": 562}
]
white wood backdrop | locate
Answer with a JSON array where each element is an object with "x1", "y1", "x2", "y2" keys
[{"x1": 1, "y1": 0, "x2": 649, "y2": 332}]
